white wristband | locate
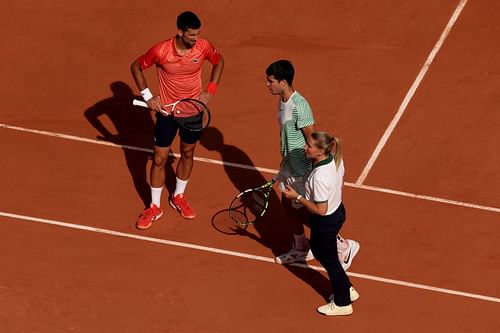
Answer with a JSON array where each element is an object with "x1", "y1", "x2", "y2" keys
[
  {"x1": 140, "y1": 88, "x2": 153, "y2": 101},
  {"x1": 295, "y1": 194, "x2": 303, "y2": 203}
]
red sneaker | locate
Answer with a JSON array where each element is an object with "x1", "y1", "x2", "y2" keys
[
  {"x1": 136, "y1": 204, "x2": 163, "y2": 229},
  {"x1": 169, "y1": 193, "x2": 196, "y2": 219}
]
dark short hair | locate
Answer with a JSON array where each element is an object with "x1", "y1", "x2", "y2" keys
[
  {"x1": 177, "y1": 11, "x2": 201, "y2": 31},
  {"x1": 266, "y1": 60, "x2": 294, "y2": 85}
]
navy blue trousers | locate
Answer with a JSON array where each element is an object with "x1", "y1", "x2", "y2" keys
[{"x1": 309, "y1": 203, "x2": 352, "y2": 306}]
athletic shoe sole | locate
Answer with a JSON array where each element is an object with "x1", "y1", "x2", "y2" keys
[{"x1": 317, "y1": 303, "x2": 353, "y2": 316}]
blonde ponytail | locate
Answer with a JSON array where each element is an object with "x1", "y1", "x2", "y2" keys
[{"x1": 332, "y1": 136, "x2": 342, "y2": 170}]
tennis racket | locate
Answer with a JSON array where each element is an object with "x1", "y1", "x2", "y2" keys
[
  {"x1": 228, "y1": 179, "x2": 275, "y2": 226},
  {"x1": 132, "y1": 98, "x2": 211, "y2": 132}
]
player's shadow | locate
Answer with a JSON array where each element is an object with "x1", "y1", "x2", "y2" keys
[
  {"x1": 84, "y1": 81, "x2": 176, "y2": 207},
  {"x1": 199, "y1": 127, "x2": 285, "y2": 250},
  {"x1": 200, "y1": 127, "x2": 332, "y2": 300}
]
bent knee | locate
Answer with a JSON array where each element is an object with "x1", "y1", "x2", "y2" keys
[
  {"x1": 153, "y1": 156, "x2": 168, "y2": 167},
  {"x1": 180, "y1": 144, "x2": 196, "y2": 159}
]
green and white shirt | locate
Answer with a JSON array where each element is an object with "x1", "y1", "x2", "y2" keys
[{"x1": 278, "y1": 91, "x2": 315, "y2": 177}]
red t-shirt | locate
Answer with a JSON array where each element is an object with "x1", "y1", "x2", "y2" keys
[{"x1": 137, "y1": 37, "x2": 221, "y2": 104}]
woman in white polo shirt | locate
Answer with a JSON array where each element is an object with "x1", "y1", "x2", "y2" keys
[{"x1": 281, "y1": 131, "x2": 359, "y2": 316}]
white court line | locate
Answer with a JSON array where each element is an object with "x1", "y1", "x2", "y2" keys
[
  {"x1": 1, "y1": 123, "x2": 499, "y2": 213},
  {"x1": 1, "y1": 211, "x2": 499, "y2": 304},
  {"x1": 356, "y1": 0, "x2": 469, "y2": 185},
  {"x1": 349, "y1": 183, "x2": 500, "y2": 213}
]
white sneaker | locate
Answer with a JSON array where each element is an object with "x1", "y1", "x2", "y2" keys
[
  {"x1": 340, "y1": 240, "x2": 360, "y2": 271},
  {"x1": 275, "y1": 248, "x2": 314, "y2": 264},
  {"x1": 317, "y1": 301, "x2": 353, "y2": 316},
  {"x1": 329, "y1": 286, "x2": 360, "y2": 302}
]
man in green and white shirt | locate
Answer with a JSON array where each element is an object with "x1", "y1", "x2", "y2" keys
[
  {"x1": 265, "y1": 60, "x2": 357, "y2": 268},
  {"x1": 279, "y1": 91, "x2": 315, "y2": 178},
  {"x1": 266, "y1": 60, "x2": 317, "y2": 264}
]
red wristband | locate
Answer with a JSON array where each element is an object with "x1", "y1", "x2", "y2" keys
[{"x1": 207, "y1": 82, "x2": 217, "y2": 95}]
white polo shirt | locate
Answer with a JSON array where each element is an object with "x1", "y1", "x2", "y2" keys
[{"x1": 305, "y1": 155, "x2": 345, "y2": 215}]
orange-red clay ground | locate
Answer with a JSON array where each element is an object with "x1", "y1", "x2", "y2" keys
[{"x1": 1, "y1": 0, "x2": 499, "y2": 332}]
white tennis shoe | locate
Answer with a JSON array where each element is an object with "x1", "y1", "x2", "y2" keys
[
  {"x1": 317, "y1": 302, "x2": 353, "y2": 316},
  {"x1": 340, "y1": 240, "x2": 360, "y2": 271},
  {"x1": 275, "y1": 248, "x2": 314, "y2": 264}
]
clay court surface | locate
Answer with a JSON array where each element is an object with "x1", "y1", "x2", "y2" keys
[{"x1": 1, "y1": 0, "x2": 499, "y2": 332}]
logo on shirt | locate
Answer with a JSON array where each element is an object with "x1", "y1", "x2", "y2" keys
[{"x1": 191, "y1": 58, "x2": 200, "y2": 63}]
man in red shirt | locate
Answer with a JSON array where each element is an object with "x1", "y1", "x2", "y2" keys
[{"x1": 131, "y1": 11, "x2": 224, "y2": 229}]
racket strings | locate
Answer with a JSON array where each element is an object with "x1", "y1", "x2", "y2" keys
[
  {"x1": 174, "y1": 100, "x2": 210, "y2": 131},
  {"x1": 229, "y1": 190, "x2": 268, "y2": 225}
]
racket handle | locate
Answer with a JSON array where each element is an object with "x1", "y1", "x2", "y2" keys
[
  {"x1": 133, "y1": 98, "x2": 170, "y2": 116},
  {"x1": 278, "y1": 181, "x2": 286, "y2": 191},
  {"x1": 132, "y1": 99, "x2": 148, "y2": 107}
]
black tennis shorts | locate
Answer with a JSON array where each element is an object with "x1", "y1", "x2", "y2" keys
[{"x1": 153, "y1": 113, "x2": 202, "y2": 147}]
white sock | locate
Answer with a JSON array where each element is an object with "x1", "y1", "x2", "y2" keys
[
  {"x1": 151, "y1": 186, "x2": 163, "y2": 207},
  {"x1": 293, "y1": 233, "x2": 308, "y2": 251},
  {"x1": 174, "y1": 177, "x2": 188, "y2": 197}
]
